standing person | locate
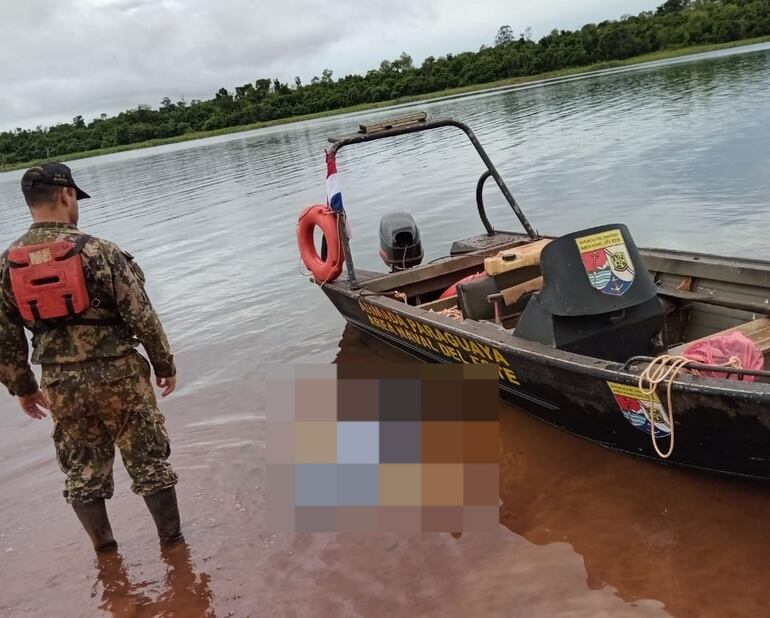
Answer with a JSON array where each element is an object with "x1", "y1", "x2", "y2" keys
[{"x1": 0, "y1": 163, "x2": 182, "y2": 552}]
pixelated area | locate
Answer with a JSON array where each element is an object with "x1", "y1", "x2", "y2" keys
[{"x1": 266, "y1": 363, "x2": 499, "y2": 532}]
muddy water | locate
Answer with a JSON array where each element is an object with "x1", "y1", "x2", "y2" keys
[{"x1": 1, "y1": 44, "x2": 770, "y2": 617}]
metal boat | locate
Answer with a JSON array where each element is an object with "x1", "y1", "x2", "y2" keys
[{"x1": 297, "y1": 112, "x2": 770, "y2": 481}]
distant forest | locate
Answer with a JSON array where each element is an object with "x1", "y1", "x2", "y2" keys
[{"x1": 3, "y1": 0, "x2": 770, "y2": 166}]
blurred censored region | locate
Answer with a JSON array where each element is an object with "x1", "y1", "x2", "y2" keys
[{"x1": 266, "y1": 363, "x2": 500, "y2": 533}]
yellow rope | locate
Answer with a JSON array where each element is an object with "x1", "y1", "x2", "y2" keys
[
  {"x1": 637, "y1": 355, "x2": 691, "y2": 459},
  {"x1": 637, "y1": 353, "x2": 742, "y2": 459}
]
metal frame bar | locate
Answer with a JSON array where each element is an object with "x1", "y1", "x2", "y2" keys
[
  {"x1": 622, "y1": 355, "x2": 770, "y2": 380},
  {"x1": 476, "y1": 170, "x2": 495, "y2": 235},
  {"x1": 327, "y1": 117, "x2": 538, "y2": 289}
]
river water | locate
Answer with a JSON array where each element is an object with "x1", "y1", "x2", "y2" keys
[{"x1": 1, "y1": 43, "x2": 769, "y2": 617}]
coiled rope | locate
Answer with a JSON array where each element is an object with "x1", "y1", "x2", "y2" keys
[{"x1": 637, "y1": 353, "x2": 742, "y2": 459}]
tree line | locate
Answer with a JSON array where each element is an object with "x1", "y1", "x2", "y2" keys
[{"x1": 3, "y1": 0, "x2": 770, "y2": 166}]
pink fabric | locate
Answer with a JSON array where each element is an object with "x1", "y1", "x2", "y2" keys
[{"x1": 682, "y1": 331, "x2": 765, "y2": 381}]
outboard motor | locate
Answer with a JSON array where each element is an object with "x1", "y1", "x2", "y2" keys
[
  {"x1": 514, "y1": 223, "x2": 665, "y2": 363},
  {"x1": 379, "y1": 212, "x2": 423, "y2": 271}
]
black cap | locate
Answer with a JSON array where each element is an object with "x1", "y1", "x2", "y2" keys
[{"x1": 21, "y1": 162, "x2": 90, "y2": 200}]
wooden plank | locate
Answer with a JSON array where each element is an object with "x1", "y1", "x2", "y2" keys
[
  {"x1": 735, "y1": 318, "x2": 770, "y2": 346},
  {"x1": 359, "y1": 112, "x2": 427, "y2": 134},
  {"x1": 501, "y1": 277, "x2": 544, "y2": 306}
]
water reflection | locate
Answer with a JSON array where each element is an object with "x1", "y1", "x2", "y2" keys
[
  {"x1": 94, "y1": 543, "x2": 216, "y2": 617},
  {"x1": 497, "y1": 407, "x2": 770, "y2": 618},
  {"x1": 94, "y1": 551, "x2": 153, "y2": 615}
]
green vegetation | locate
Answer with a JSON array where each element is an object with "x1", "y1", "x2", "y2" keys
[{"x1": 2, "y1": 0, "x2": 770, "y2": 171}]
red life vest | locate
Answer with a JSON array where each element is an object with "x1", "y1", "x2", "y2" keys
[{"x1": 7, "y1": 235, "x2": 92, "y2": 322}]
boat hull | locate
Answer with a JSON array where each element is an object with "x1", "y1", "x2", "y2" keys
[{"x1": 324, "y1": 284, "x2": 770, "y2": 482}]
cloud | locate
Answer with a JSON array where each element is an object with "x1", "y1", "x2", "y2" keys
[{"x1": 0, "y1": 0, "x2": 661, "y2": 131}]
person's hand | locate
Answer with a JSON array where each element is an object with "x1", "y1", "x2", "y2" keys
[
  {"x1": 156, "y1": 375, "x2": 177, "y2": 397},
  {"x1": 18, "y1": 390, "x2": 49, "y2": 420}
]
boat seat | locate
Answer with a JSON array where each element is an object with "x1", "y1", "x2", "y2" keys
[
  {"x1": 456, "y1": 271, "x2": 545, "y2": 322},
  {"x1": 669, "y1": 317, "x2": 770, "y2": 356},
  {"x1": 455, "y1": 239, "x2": 547, "y2": 321},
  {"x1": 513, "y1": 223, "x2": 667, "y2": 362}
]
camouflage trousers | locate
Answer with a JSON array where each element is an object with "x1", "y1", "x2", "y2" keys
[{"x1": 41, "y1": 351, "x2": 178, "y2": 503}]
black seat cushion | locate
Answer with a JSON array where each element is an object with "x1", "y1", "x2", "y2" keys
[{"x1": 456, "y1": 275, "x2": 499, "y2": 320}]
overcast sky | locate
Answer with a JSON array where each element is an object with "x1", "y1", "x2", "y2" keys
[{"x1": 0, "y1": 0, "x2": 662, "y2": 131}]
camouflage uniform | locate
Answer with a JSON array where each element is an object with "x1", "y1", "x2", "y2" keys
[{"x1": 0, "y1": 222, "x2": 178, "y2": 503}]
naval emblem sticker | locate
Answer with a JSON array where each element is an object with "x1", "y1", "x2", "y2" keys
[
  {"x1": 607, "y1": 381, "x2": 671, "y2": 438},
  {"x1": 575, "y1": 229, "x2": 635, "y2": 296}
]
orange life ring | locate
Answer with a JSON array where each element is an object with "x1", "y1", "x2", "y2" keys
[{"x1": 297, "y1": 204, "x2": 344, "y2": 282}]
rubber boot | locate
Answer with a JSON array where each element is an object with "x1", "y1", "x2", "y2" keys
[
  {"x1": 143, "y1": 487, "x2": 184, "y2": 546},
  {"x1": 71, "y1": 499, "x2": 118, "y2": 552}
]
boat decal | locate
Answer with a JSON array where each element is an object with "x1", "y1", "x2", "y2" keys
[
  {"x1": 576, "y1": 229, "x2": 635, "y2": 296},
  {"x1": 607, "y1": 381, "x2": 671, "y2": 438},
  {"x1": 357, "y1": 300, "x2": 520, "y2": 386}
]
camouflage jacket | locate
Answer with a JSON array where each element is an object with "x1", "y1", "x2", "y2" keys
[{"x1": 0, "y1": 222, "x2": 175, "y2": 396}]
